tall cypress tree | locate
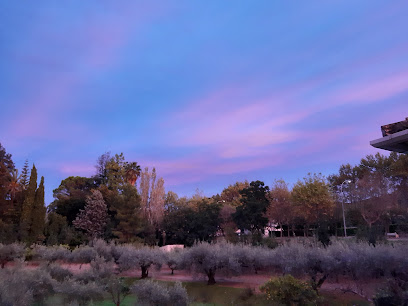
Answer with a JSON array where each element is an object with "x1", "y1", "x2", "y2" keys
[
  {"x1": 19, "y1": 165, "x2": 37, "y2": 243},
  {"x1": 31, "y1": 176, "x2": 46, "y2": 243}
]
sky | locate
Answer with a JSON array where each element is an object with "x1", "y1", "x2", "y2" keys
[{"x1": 1, "y1": 1, "x2": 408, "y2": 205}]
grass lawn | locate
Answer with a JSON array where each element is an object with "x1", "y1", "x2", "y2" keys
[{"x1": 43, "y1": 277, "x2": 371, "y2": 305}]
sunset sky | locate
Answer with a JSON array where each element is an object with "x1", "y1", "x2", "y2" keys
[{"x1": 1, "y1": 1, "x2": 407, "y2": 205}]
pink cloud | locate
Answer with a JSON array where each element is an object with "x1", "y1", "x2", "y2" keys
[
  {"x1": 6, "y1": 4, "x2": 168, "y2": 141},
  {"x1": 331, "y1": 71, "x2": 408, "y2": 105},
  {"x1": 59, "y1": 163, "x2": 95, "y2": 177}
]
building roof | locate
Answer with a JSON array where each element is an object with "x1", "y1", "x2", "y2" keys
[{"x1": 370, "y1": 118, "x2": 408, "y2": 154}]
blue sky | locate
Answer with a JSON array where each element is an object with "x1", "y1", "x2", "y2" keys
[{"x1": 1, "y1": 1, "x2": 407, "y2": 205}]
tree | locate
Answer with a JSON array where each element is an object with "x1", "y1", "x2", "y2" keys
[
  {"x1": 73, "y1": 190, "x2": 108, "y2": 240},
  {"x1": 139, "y1": 167, "x2": 165, "y2": 232},
  {"x1": 232, "y1": 181, "x2": 270, "y2": 236},
  {"x1": 19, "y1": 165, "x2": 37, "y2": 243},
  {"x1": 218, "y1": 204, "x2": 237, "y2": 242},
  {"x1": 117, "y1": 247, "x2": 163, "y2": 279},
  {"x1": 6, "y1": 169, "x2": 21, "y2": 203},
  {"x1": 111, "y1": 184, "x2": 144, "y2": 243},
  {"x1": 20, "y1": 159, "x2": 30, "y2": 189},
  {"x1": 48, "y1": 176, "x2": 96, "y2": 225},
  {"x1": 182, "y1": 242, "x2": 242, "y2": 285},
  {"x1": 267, "y1": 180, "x2": 293, "y2": 237},
  {"x1": 45, "y1": 212, "x2": 69, "y2": 245},
  {"x1": 124, "y1": 161, "x2": 141, "y2": 186},
  {"x1": 291, "y1": 173, "x2": 334, "y2": 236},
  {"x1": 31, "y1": 176, "x2": 46, "y2": 243},
  {"x1": 0, "y1": 144, "x2": 15, "y2": 237},
  {"x1": 96, "y1": 152, "x2": 141, "y2": 190},
  {"x1": 389, "y1": 152, "x2": 408, "y2": 209},
  {"x1": 163, "y1": 199, "x2": 221, "y2": 246},
  {"x1": 220, "y1": 181, "x2": 250, "y2": 206}
]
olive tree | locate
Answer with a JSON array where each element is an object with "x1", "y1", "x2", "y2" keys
[
  {"x1": 117, "y1": 246, "x2": 163, "y2": 278},
  {"x1": 181, "y1": 242, "x2": 241, "y2": 285}
]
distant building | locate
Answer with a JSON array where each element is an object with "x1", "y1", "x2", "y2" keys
[{"x1": 370, "y1": 117, "x2": 408, "y2": 154}]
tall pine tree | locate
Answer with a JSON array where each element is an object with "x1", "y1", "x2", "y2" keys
[{"x1": 20, "y1": 159, "x2": 30, "y2": 189}]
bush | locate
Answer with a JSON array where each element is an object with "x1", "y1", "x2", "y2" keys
[
  {"x1": 69, "y1": 245, "x2": 98, "y2": 267},
  {"x1": 46, "y1": 263, "x2": 73, "y2": 281},
  {"x1": 260, "y1": 275, "x2": 318, "y2": 305},
  {"x1": 55, "y1": 278, "x2": 104, "y2": 305},
  {"x1": 0, "y1": 243, "x2": 25, "y2": 268},
  {"x1": 131, "y1": 280, "x2": 188, "y2": 306},
  {"x1": 0, "y1": 265, "x2": 55, "y2": 306},
  {"x1": 32, "y1": 244, "x2": 71, "y2": 263}
]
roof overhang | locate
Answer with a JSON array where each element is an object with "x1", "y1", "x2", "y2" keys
[{"x1": 370, "y1": 129, "x2": 408, "y2": 154}]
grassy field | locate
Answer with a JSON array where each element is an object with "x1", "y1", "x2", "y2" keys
[{"x1": 58, "y1": 279, "x2": 369, "y2": 306}]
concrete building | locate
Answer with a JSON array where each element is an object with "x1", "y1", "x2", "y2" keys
[{"x1": 370, "y1": 117, "x2": 408, "y2": 154}]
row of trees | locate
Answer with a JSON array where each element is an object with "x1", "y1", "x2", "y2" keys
[
  {"x1": 0, "y1": 144, "x2": 46, "y2": 244},
  {"x1": 1, "y1": 240, "x2": 407, "y2": 303},
  {"x1": 1, "y1": 141, "x2": 408, "y2": 247}
]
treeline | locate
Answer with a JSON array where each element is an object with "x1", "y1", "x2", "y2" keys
[{"x1": 1, "y1": 142, "x2": 408, "y2": 246}]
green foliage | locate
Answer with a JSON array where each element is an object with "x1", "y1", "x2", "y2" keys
[
  {"x1": 260, "y1": 274, "x2": 318, "y2": 305},
  {"x1": 131, "y1": 280, "x2": 188, "y2": 306},
  {"x1": 182, "y1": 242, "x2": 242, "y2": 285},
  {"x1": 291, "y1": 173, "x2": 334, "y2": 227},
  {"x1": 233, "y1": 180, "x2": 270, "y2": 234},
  {"x1": 117, "y1": 246, "x2": 163, "y2": 278},
  {"x1": 45, "y1": 212, "x2": 70, "y2": 245},
  {"x1": 73, "y1": 190, "x2": 108, "y2": 240},
  {"x1": 373, "y1": 277, "x2": 408, "y2": 306},
  {"x1": 220, "y1": 181, "x2": 250, "y2": 207},
  {"x1": 163, "y1": 199, "x2": 221, "y2": 246},
  {"x1": 0, "y1": 243, "x2": 25, "y2": 268},
  {"x1": 0, "y1": 265, "x2": 55, "y2": 306},
  {"x1": 19, "y1": 164, "x2": 37, "y2": 243},
  {"x1": 111, "y1": 184, "x2": 144, "y2": 243},
  {"x1": 33, "y1": 244, "x2": 71, "y2": 263},
  {"x1": 48, "y1": 176, "x2": 96, "y2": 225},
  {"x1": 31, "y1": 175, "x2": 46, "y2": 243}
]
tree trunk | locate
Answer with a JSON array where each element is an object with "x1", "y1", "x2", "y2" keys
[
  {"x1": 141, "y1": 266, "x2": 149, "y2": 279},
  {"x1": 206, "y1": 269, "x2": 216, "y2": 285}
]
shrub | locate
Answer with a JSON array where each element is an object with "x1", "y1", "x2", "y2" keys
[
  {"x1": 0, "y1": 265, "x2": 55, "y2": 306},
  {"x1": 91, "y1": 238, "x2": 114, "y2": 261},
  {"x1": 0, "y1": 243, "x2": 25, "y2": 268},
  {"x1": 70, "y1": 245, "x2": 98, "y2": 267},
  {"x1": 260, "y1": 275, "x2": 318, "y2": 305},
  {"x1": 131, "y1": 280, "x2": 188, "y2": 306},
  {"x1": 32, "y1": 244, "x2": 71, "y2": 263},
  {"x1": 54, "y1": 278, "x2": 104, "y2": 305},
  {"x1": 46, "y1": 263, "x2": 73, "y2": 281}
]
